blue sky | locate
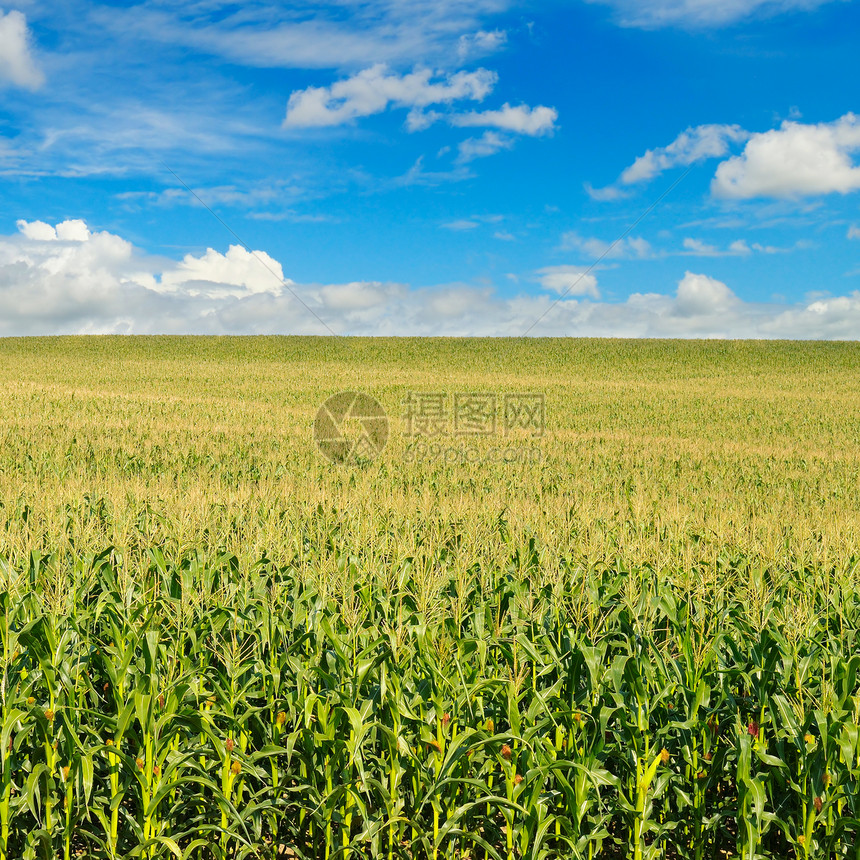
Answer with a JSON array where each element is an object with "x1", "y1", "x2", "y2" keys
[{"x1": 1, "y1": 0, "x2": 859, "y2": 336}]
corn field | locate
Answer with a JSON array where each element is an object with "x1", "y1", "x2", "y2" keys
[{"x1": 1, "y1": 336, "x2": 859, "y2": 859}]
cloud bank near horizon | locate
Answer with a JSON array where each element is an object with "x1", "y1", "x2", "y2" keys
[{"x1": 2, "y1": 219, "x2": 859, "y2": 340}]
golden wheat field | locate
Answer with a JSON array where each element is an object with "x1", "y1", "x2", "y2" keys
[{"x1": 0, "y1": 335, "x2": 859, "y2": 860}]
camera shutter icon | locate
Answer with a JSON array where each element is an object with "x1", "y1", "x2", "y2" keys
[{"x1": 314, "y1": 391, "x2": 389, "y2": 463}]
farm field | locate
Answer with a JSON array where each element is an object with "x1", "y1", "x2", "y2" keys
[{"x1": 0, "y1": 335, "x2": 859, "y2": 859}]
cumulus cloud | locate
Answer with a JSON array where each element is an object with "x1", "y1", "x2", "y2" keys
[
  {"x1": 621, "y1": 124, "x2": 749, "y2": 185},
  {"x1": 283, "y1": 64, "x2": 496, "y2": 128},
  {"x1": 280, "y1": 65, "x2": 557, "y2": 177},
  {"x1": 535, "y1": 266, "x2": 600, "y2": 299},
  {"x1": 598, "y1": 115, "x2": 860, "y2": 203},
  {"x1": 318, "y1": 280, "x2": 405, "y2": 312},
  {"x1": 0, "y1": 9, "x2": 44, "y2": 90},
  {"x1": 583, "y1": 0, "x2": 845, "y2": 29},
  {"x1": 451, "y1": 103, "x2": 557, "y2": 136},
  {"x1": 16, "y1": 219, "x2": 60, "y2": 241},
  {"x1": 2, "y1": 220, "x2": 152, "y2": 332},
  {"x1": 712, "y1": 114, "x2": 860, "y2": 198},
  {"x1": 672, "y1": 271, "x2": 739, "y2": 317},
  {"x1": 56, "y1": 220, "x2": 92, "y2": 242},
  {"x1": 14, "y1": 218, "x2": 93, "y2": 242},
  {"x1": 3, "y1": 220, "x2": 291, "y2": 328},
  {"x1": 158, "y1": 246, "x2": 289, "y2": 298},
  {"x1": 3, "y1": 219, "x2": 860, "y2": 339},
  {"x1": 531, "y1": 273, "x2": 860, "y2": 339},
  {"x1": 759, "y1": 293, "x2": 860, "y2": 339}
]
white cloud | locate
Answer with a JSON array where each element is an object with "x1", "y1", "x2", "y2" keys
[
  {"x1": 728, "y1": 240, "x2": 753, "y2": 255},
  {"x1": 2, "y1": 220, "x2": 151, "y2": 332},
  {"x1": 57, "y1": 220, "x2": 92, "y2": 242},
  {"x1": 109, "y1": 1, "x2": 513, "y2": 71},
  {"x1": 16, "y1": 218, "x2": 93, "y2": 242},
  {"x1": 584, "y1": 182, "x2": 631, "y2": 202},
  {"x1": 457, "y1": 29, "x2": 507, "y2": 61},
  {"x1": 5, "y1": 86, "x2": 279, "y2": 179},
  {"x1": 281, "y1": 67, "x2": 558, "y2": 174},
  {"x1": 452, "y1": 103, "x2": 557, "y2": 136},
  {"x1": 392, "y1": 155, "x2": 474, "y2": 187},
  {"x1": 319, "y1": 280, "x2": 404, "y2": 311},
  {"x1": 405, "y1": 108, "x2": 442, "y2": 131},
  {"x1": 682, "y1": 237, "x2": 788, "y2": 256},
  {"x1": 116, "y1": 181, "x2": 323, "y2": 221},
  {"x1": 17, "y1": 219, "x2": 58, "y2": 241},
  {"x1": 849, "y1": 225, "x2": 860, "y2": 240},
  {"x1": 441, "y1": 214, "x2": 506, "y2": 230},
  {"x1": 4, "y1": 219, "x2": 860, "y2": 339},
  {"x1": 441, "y1": 219, "x2": 479, "y2": 231},
  {"x1": 158, "y1": 246, "x2": 288, "y2": 298},
  {"x1": 283, "y1": 64, "x2": 496, "y2": 128},
  {"x1": 760, "y1": 293, "x2": 860, "y2": 339},
  {"x1": 621, "y1": 123, "x2": 749, "y2": 184},
  {"x1": 410, "y1": 102, "x2": 557, "y2": 152},
  {"x1": 535, "y1": 266, "x2": 600, "y2": 298},
  {"x1": 457, "y1": 131, "x2": 513, "y2": 163},
  {"x1": 682, "y1": 238, "x2": 718, "y2": 255},
  {"x1": 562, "y1": 231, "x2": 795, "y2": 260},
  {"x1": 0, "y1": 4, "x2": 542, "y2": 184},
  {"x1": 0, "y1": 9, "x2": 44, "y2": 90},
  {"x1": 712, "y1": 114, "x2": 860, "y2": 198},
  {"x1": 561, "y1": 232, "x2": 653, "y2": 259},
  {"x1": 673, "y1": 271, "x2": 739, "y2": 317},
  {"x1": 583, "y1": 0, "x2": 845, "y2": 29}
]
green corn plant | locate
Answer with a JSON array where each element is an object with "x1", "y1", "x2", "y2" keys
[
  {"x1": 16, "y1": 612, "x2": 86, "y2": 858},
  {"x1": 0, "y1": 588, "x2": 28, "y2": 860},
  {"x1": 735, "y1": 714, "x2": 771, "y2": 860},
  {"x1": 607, "y1": 632, "x2": 676, "y2": 860}
]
